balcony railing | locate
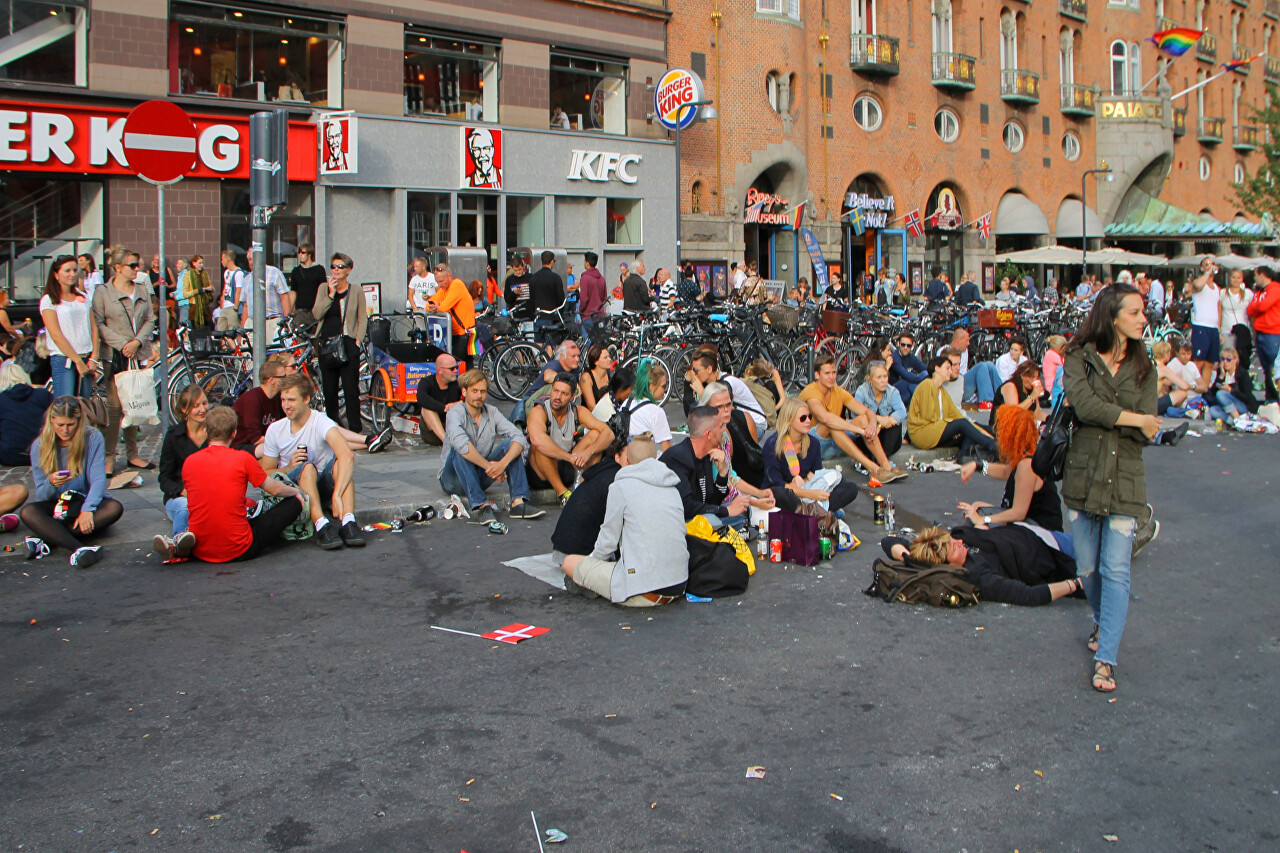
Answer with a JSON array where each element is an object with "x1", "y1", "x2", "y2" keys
[
  {"x1": 1001, "y1": 68, "x2": 1040, "y2": 104},
  {"x1": 850, "y1": 33, "x2": 900, "y2": 76},
  {"x1": 1157, "y1": 16, "x2": 1178, "y2": 30},
  {"x1": 1232, "y1": 0, "x2": 1250, "y2": 7},
  {"x1": 1174, "y1": 107, "x2": 1187, "y2": 137},
  {"x1": 1199, "y1": 115, "x2": 1225, "y2": 143},
  {"x1": 1234, "y1": 124, "x2": 1260, "y2": 151},
  {"x1": 931, "y1": 51, "x2": 977, "y2": 90},
  {"x1": 1197, "y1": 32, "x2": 1218, "y2": 62},
  {"x1": 1266, "y1": 56, "x2": 1280, "y2": 82},
  {"x1": 1059, "y1": 0, "x2": 1087, "y2": 20},
  {"x1": 1267, "y1": 0, "x2": 1280, "y2": 19},
  {"x1": 1230, "y1": 44, "x2": 1253, "y2": 73},
  {"x1": 1061, "y1": 83, "x2": 1097, "y2": 116}
]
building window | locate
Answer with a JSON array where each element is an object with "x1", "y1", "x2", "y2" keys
[
  {"x1": 766, "y1": 70, "x2": 782, "y2": 112},
  {"x1": 0, "y1": 1, "x2": 87, "y2": 87},
  {"x1": 1200, "y1": 156, "x2": 1211, "y2": 181},
  {"x1": 404, "y1": 31, "x2": 498, "y2": 121},
  {"x1": 1062, "y1": 131, "x2": 1081, "y2": 161},
  {"x1": 757, "y1": 0, "x2": 800, "y2": 21},
  {"x1": 932, "y1": 0, "x2": 953, "y2": 54},
  {"x1": 1110, "y1": 40, "x2": 1128, "y2": 95},
  {"x1": 549, "y1": 51, "x2": 627, "y2": 135},
  {"x1": 999, "y1": 10, "x2": 1018, "y2": 70},
  {"x1": 852, "y1": 0, "x2": 877, "y2": 35},
  {"x1": 934, "y1": 107, "x2": 959, "y2": 142},
  {"x1": 607, "y1": 198, "x2": 641, "y2": 245},
  {"x1": 1003, "y1": 121, "x2": 1024, "y2": 153},
  {"x1": 853, "y1": 95, "x2": 883, "y2": 131},
  {"x1": 172, "y1": 2, "x2": 344, "y2": 106},
  {"x1": 1234, "y1": 162, "x2": 1245, "y2": 184},
  {"x1": 1059, "y1": 28, "x2": 1075, "y2": 86},
  {"x1": 691, "y1": 180, "x2": 703, "y2": 214}
]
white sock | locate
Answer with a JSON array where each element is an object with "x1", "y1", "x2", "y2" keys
[
  {"x1": 315, "y1": 517, "x2": 330, "y2": 531},
  {"x1": 342, "y1": 513, "x2": 355, "y2": 526}
]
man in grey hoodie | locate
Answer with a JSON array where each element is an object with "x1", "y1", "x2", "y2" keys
[{"x1": 561, "y1": 435, "x2": 689, "y2": 606}]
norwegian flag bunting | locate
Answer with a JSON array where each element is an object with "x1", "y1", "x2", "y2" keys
[
  {"x1": 481, "y1": 623, "x2": 550, "y2": 644},
  {"x1": 976, "y1": 213, "x2": 992, "y2": 241},
  {"x1": 904, "y1": 209, "x2": 925, "y2": 238}
]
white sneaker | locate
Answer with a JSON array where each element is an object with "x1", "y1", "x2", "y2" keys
[
  {"x1": 174, "y1": 531, "x2": 197, "y2": 557},
  {"x1": 24, "y1": 536, "x2": 49, "y2": 560},
  {"x1": 153, "y1": 534, "x2": 177, "y2": 560},
  {"x1": 70, "y1": 546, "x2": 102, "y2": 568}
]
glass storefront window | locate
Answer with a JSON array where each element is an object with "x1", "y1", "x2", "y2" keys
[
  {"x1": 171, "y1": 2, "x2": 344, "y2": 107},
  {"x1": 507, "y1": 196, "x2": 545, "y2": 248},
  {"x1": 549, "y1": 51, "x2": 627, "y2": 135},
  {"x1": 404, "y1": 32, "x2": 499, "y2": 121},
  {"x1": 409, "y1": 193, "x2": 452, "y2": 251},
  {"x1": 221, "y1": 183, "x2": 313, "y2": 268},
  {"x1": 0, "y1": 178, "x2": 101, "y2": 300},
  {"x1": 0, "y1": 1, "x2": 87, "y2": 86},
  {"x1": 606, "y1": 198, "x2": 641, "y2": 245}
]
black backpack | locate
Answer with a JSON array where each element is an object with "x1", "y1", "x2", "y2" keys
[
  {"x1": 685, "y1": 535, "x2": 750, "y2": 597},
  {"x1": 863, "y1": 558, "x2": 979, "y2": 607},
  {"x1": 608, "y1": 398, "x2": 654, "y2": 442}
]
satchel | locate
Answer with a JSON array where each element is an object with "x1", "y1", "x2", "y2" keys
[
  {"x1": 863, "y1": 558, "x2": 979, "y2": 607},
  {"x1": 319, "y1": 334, "x2": 349, "y2": 368},
  {"x1": 260, "y1": 471, "x2": 312, "y2": 540},
  {"x1": 684, "y1": 534, "x2": 749, "y2": 598},
  {"x1": 769, "y1": 509, "x2": 821, "y2": 566}
]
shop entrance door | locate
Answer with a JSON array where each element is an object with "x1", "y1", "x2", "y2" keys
[{"x1": 457, "y1": 194, "x2": 499, "y2": 264}]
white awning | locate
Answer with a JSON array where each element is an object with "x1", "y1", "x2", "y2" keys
[
  {"x1": 995, "y1": 192, "x2": 1051, "y2": 235},
  {"x1": 1056, "y1": 199, "x2": 1105, "y2": 239}
]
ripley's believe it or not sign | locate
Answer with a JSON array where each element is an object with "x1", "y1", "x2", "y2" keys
[{"x1": 653, "y1": 68, "x2": 705, "y2": 132}]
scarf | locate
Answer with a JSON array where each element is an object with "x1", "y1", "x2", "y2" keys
[{"x1": 784, "y1": 434, "x2": 801, "y2": 478}]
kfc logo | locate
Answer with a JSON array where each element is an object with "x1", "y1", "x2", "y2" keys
[
  {"x1": 461, "y1": 126, "x2": 502, "y2": 189},
  {"x1": 319, "y1": 114, "x2": 357, "y2": 175}
]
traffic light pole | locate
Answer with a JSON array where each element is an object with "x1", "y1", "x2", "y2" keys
[
  {"x1": 251, "y1": 205, "x2": 269, "y2": 381},
  {"x1": 248, "y1": 108, "x2": 289, "y2": 382},
  {"x1": 143, "y1": 176, "x2": 177, "y2": 425}
]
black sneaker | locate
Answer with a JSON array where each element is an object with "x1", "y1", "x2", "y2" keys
[
  {"x1": 24, "y1": 536, "x2": 48, "y2": 560},
  {"x1": 70, "y1": 546, "x2": 102, "y2": 568},
  {"x1": 174, "y1": 531, "x2": 197, "y2": 558},
  {"x1": 316, "y1": 522, "x2": 343, "y2": 550},
  {"x1": 340, "y1": 520, "x2": 366, "y2": 547},
  {"x1": 367, "y1": 425, "x2": 394, "y2": 453},
  {"x1": 564, "y1": 574, "x2": 600, "y2": 599},
  {"x1": 509, "y1": 502, "x2": 545, "y2": 520},
  {"x1": 1165, "y1": 422, "x2": 1189, "y2": 446}
]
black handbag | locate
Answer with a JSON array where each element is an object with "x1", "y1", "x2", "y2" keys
[
  {"x1": 1032, "y1": 357, "x2": 1095, "y2": 483},
  {"x1": 684, "y1": 534, "x2": 750, "y2": 598},
  {"x1": 726, "y1": 408, "x2": 764, "y2": 486},
  {"x1": 319, "y1": 334, "x2": 349, "y2": 368}
]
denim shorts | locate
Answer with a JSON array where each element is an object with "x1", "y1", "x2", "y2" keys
[{"x1": 286, "y1": 456, "x2": 336, "y2": 501}]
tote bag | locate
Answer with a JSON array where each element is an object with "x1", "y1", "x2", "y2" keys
[{"x1": 114, "y1": 361, "x2": 159, "y2": 428}]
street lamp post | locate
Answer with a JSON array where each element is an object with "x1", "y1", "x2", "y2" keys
[
  {"x1": 673, "y1": 98, "x2": 715, "y2": 274},
  {"x1": 1081, "y1": 162, "x2": 1114, "y2": 280}
]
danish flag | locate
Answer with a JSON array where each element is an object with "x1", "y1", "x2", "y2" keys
[
  {"x1": 481, "y1": 623, "x2": 550, "y2": 644},
  {"x1": 976, "y1": 213, "x2": 992, "y2": 241},
  {"x1": 904, "y1": 209, "x2": 925, "y2": 237}
]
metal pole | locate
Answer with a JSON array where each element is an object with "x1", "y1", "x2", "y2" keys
[
  {"x1": 1081, "y1": 170, "x2": 1087, "y2": 281},
  {"x1": 157, "y1": 182, "x2": 169, "y2": 425},
  {"x1": 251, "y1": 205, "x2": 268, "y2": 381},
  {"x1": 674, "y1": 113, "x2": 682, "y2": 275}
]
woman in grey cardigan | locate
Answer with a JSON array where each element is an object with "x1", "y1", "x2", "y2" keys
[
  {"x1": 311, "y1": 252, "x2": 368, "y2": 433},
  {"x1": 92, "y1": 246, "x2": 155, "y2": 474}
]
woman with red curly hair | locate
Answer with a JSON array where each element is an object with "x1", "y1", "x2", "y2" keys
[{"x1": 957, "y1": 405, "x2": 1072, "y2": 556}]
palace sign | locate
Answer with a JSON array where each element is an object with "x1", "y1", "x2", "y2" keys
[
  {"x1": 653, "y1": 67, "x2": 705, "y2": 131},
  {"x1": 567, "y1": 150, "x2": 641, "y2": 183},
  {"x1": 0, "y1": 100, "x2": 317, "y2": 180},
  {"x1": 1100, "y1": 100, "x2": 1164, "y2": 120}
]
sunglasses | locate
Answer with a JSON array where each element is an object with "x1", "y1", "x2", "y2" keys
[
  {"x1": 331, "y1": 263, "x2": 348, "y2": 270},
  {"x1": 797, "y1": 413, "x2": 811, "y2": 423},
  {"x1": 1223, "y1": 356, "x2": 1238, "y2": 362},
  {"x1": 124, "y1": 262, "x2": 140, "y2": 269}
]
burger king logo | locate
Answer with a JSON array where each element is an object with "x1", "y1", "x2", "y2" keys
[{"x1": 653, "y1": 67, "x2": 706, "y2": 131}]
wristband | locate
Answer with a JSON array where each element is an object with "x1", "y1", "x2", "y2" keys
[{"x1": 981, "y1": 460, "x2": 990, "y2": 476}]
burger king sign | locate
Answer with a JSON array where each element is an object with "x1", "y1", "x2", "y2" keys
[{"x1": 653, "y1": 67, "x2": 706, "y2": 132}]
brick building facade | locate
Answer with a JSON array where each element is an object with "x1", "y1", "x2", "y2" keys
[{"x1": 670, "y1": 0, "x2": 1275, "y2": 294}]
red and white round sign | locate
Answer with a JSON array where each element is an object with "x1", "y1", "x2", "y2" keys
[{"x1": 122, "y1": 100, "x2": 198, "y2": 184}]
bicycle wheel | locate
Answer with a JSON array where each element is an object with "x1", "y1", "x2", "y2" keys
[
  {"x1": 769, "y1": 344, "x2": 801, "y2": 392},
  {"x1": 166, "y1": 364, "x2": 194, "y2": 425},
  {"x1": 367, "y1": 370, "x2": 392, "y2": 432},
  {"x1": 477, "y1": 346, "x2": 507, "y2": 399},
  {"x1": 666, "y1": 346, "x2": 696, "y2": 405},
  {"x1": 835, "y1": 341, "x2": 869, "y2": 390},
  {"x1": 494, "y1": 342, "x2": 543, "y2": 400}
]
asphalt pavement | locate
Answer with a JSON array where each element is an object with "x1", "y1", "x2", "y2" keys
[{"x1": 1, "y1": 423, "x2": 1278, "y2": 852}]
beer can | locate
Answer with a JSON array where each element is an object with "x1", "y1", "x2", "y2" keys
[
  {"x1": 487, "y1": 521, "x2": 508, "y2": 535},
  {"x1": 769, "y1": 539, "x2": 783, "y2": 563},
  {"x1": 819, "y1": 537, "x2": 833, "y2": 560},
  {"x1": 873, "y1": 494, "x2": 886, "y2": 524}
]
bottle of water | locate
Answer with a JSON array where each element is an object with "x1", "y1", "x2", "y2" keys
[{"x1": 885, "y1": 496, "x2": 896, "y2": 533}]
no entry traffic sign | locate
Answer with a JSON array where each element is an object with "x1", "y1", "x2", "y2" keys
[{"x1": 122, "y1": 100, "x2": 197, "y2": 184}]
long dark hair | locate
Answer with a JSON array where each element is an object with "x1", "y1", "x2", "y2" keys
[
  {"x1": 43, "y1": 255, "x2": 79, "y2": 305},
  {"x1": 1067, "y1": 282, "x2": 1151, "y2": 383}
]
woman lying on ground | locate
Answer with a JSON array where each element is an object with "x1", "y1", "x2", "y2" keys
[{"x1": 880, "y1": 523, "x2": 1079, "y2": 607}]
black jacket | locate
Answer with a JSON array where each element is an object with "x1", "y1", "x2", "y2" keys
[
  {"x1": 953, "y1": 525, "x2": 1077, "y2": 606},
  {"x1": 661, "y1": 439, "x2": 729, "y2": 519},
  {"x1": 159, "y1": 421, "x2": 253, "y2": 501},
  {"x1": 955, "y1": 281, "x2": 982, "y2": 305},
  {"x1": 622, "y1": 273, "x2": 653, "y2": 312},
  {"x1": 0, "y1": 384, "x2": 52, "y2": 466},
  {"x1": 528, "y1": 267, "x2": 566, "y2": 312},
  {"x1": 550, "y1": 458, "x2": 621, "y2": 556}
]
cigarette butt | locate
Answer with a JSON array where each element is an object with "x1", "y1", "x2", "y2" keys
[
  {"x1": 150, "y1": 829, "x2": 159, "y2": 835},
  {"x1": 1034, "y1": 770, "x2": 1044, "y2": 778},
  {"x1": 459, "y1": 797, "x2": 469, "y2": 802},
  {"x1": 466, "y1": 779, "x2": 474, "y2": 785},
  {"x1": 605, "y1": 714, "x2": 616, "y2": 718},
  {"x1": 829, "y1": 793, "x2": 844, "y2": 801},
  {"x1": 1015, "y1": 784, "x2": 1022, "y2": 791},
  {"x1": 650, "y1": 802, "x2": 657, "y2": 809}
]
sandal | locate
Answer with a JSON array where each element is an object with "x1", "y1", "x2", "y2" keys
[
  {"x1": 1087, "y1": 624, "x2": 1099, "y2": 653},
  {"x1": 1091, "y1": 661, "x2": 1117, "y2": 693}
]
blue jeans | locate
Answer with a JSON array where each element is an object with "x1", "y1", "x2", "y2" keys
[
  {"x1": 1214, "y1": 390, "x2": 1248, "y2": 418},
  {"x1": 1256, "y1": 331, "x2": 1279, "y2": 400},
  {"x1": 963, "y1": 362, "x2": 1001, "y2": 402},
  {"x1": 50, "y1": 354, "x2": 93, "y2": 398},
  {"x1": 165, "y1": 496, "x2": 189, "y2": 536},
  {"x1": 1050, "y1": 530, "x2": 1075, "y2": 560},
  {"x1": 438, "y1": 439, "x2": 531, "y2": 509},
  {"x1": 1069, "y1": 508, "x2": 1137, "y2": 666},
  {"x1": 178, "y1": 302, "x2": 190, "y2": 326}
]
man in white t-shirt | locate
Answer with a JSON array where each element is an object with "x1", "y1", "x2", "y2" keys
[
  {"x1": 994, "y1": 338, "x2": 1030, "y2": 384},
  {"x1": 217, "y1": 250, "x2": 247, "y2": 331},
  {"x1": 244, "y1": 253, "x2": 293, "y2": 339},
  {"x1": 407, "y1": 256, "x2": 437, "y2": 316},
  {"x1": 731, "y1": 262, "x2": 746, "y2": 293},
  {"x1": 260, "y1": 373, "x2": 363, "y2": 551}
]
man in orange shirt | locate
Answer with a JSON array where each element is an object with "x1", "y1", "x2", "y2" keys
[{"x1": 428, "y1": 261, "x2": 476, "y2": 366}]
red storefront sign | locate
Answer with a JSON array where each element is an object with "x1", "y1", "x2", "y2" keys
[{"x1": 0, "y1": 100, "x2": 317, "y2": 181}]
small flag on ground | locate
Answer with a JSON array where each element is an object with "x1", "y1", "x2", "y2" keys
[
  {"x1": 904, "y1": 209, "x2": 924, "y2": 237},
  {"x1": 977, "y1": 213, "x2": 992, "y2": 241},
  {"x1": 482, "y1": 623, "x2": 550, "y2": 644}
]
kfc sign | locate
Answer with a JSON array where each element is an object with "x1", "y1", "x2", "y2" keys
[
  {"x1": 567, "y1": 150, "x2": 641, "y2": 184},
  {"x1": 461, "y1": 126, "x2": 502, "y2": 189},
  {"x1": 0, "y1": 100, "x2": 316, "y2": 180},
  {"x1": 318, "y1": 113, "x2": 357, "y2": 175}
]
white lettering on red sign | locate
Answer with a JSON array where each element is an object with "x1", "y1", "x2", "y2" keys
[
  {"x1": 0, "y1": 111, "x2": 27, "y2": 163},
  {"x1": 90, "y1": 116, "x2": 126, "y2": 167},
  {"x1": 200, "y1": 124, "x2": 240, "y2": 172},
  {"x1": 32, "y1": 113, "x2": 75, "y2": 165}
]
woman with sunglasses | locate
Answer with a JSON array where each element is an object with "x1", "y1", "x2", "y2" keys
[
  {"x1": 91, "y1": 246, "x2": 155, "y2": 475},
  {"x1": 40, "y1": 254, "x2": 98, "y2": 399},
  {"x1": 310, "y1": 252, "x2": 367, "y2": 432},
  {"x1": 21, "y1": 396, "x2": 123, "y2": 567},
  {"x1": 1207, "y1": 347, "x2": 1259, "y2": 424},
  {"x1": 761, "y1": 397, "x2": 859, "y2": 514}
]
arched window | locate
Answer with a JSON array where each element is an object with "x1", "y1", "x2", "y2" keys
[
  {"x1": 1128, "y1": 42, "x2": 1142, "y2": 93},
  {"x1": 1003, "y1": 121, "x2": 1025, "y2": 153},
  {"x1": 690, "y1": 180, "x2": 703, "y2": 214},
  {"x1": 1000, "y1": 10, "x2": 1018, "y2": 70},
  {"x1": 1059, "y1": 28, "x2": 1075, "y2": 86},
  {"x1": 932, "y1": 0, "x2": 953, "y2": 54},
  {"x1": 1199, "y1": 156, "x2": 1211, "y2": 181},
  {"x1": 1196, "y1": 0, "x2": 1208, "y2": 29},
  {"x1": 1235, "y1": 163, "x2": 1245, "y2": 184},
  {"x1": 1111, "y1": 40, "x2": 1128, "y2": 95},
  {"x1": 766, "y1": 71, "x2": 781, "y2": 113},
  {"x1": 934, "y1": 107, "x2": 959, "y2": 142},
  {"x1": 1232, "y1": 79, "x2": 1241, "y2": 126},
  {"x1": 1062, "y1": 132, "x2": 1081, "y2": 162},
  {"x1": 1197, "y1": 68, "x2": 1206, "y2": 118},
  {"x1": 853, "y1": 94, "x2": 883, "y2": 131}
]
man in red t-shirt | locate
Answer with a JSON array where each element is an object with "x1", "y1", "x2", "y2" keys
[
  {"x1": 233, "y1": 359, "x2": 287, "y2": 456},
  {"x1": 184, "y1": 406, "x2": 306, "y2": 563}
]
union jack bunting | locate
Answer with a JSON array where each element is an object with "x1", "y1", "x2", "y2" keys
[{"x1": 976, "y1": 213, "x2": 992, "y2": 241}]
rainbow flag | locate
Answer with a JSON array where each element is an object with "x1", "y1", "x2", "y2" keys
[
  {"x1": 1222, "y1": 51, "x2": 1263, "y2": 71},
  {"x1": 1148, "y1": 28, "x2": 1204, "y2": 56}
]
